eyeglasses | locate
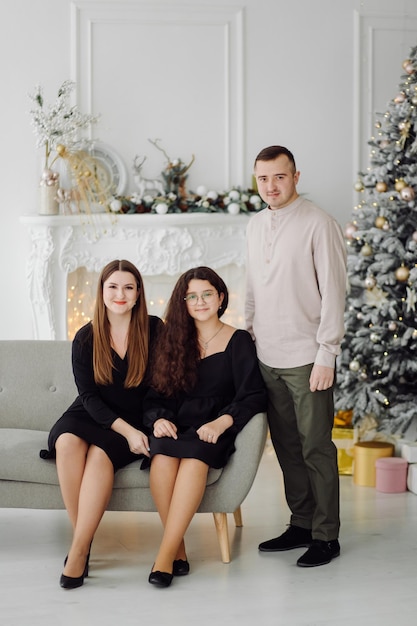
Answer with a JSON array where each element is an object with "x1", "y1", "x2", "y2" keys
[{"x1": 184, "y1": 290, "x2": 216, "y2": 305}]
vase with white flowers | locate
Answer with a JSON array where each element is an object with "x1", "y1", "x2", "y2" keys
[{"x1": 28, "y1": 80, "x2": 99, "y2": 214}]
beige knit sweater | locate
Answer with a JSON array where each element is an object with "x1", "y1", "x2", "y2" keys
[{"x1": 245, "y1": 196, "x2": 347, "y2": 369}]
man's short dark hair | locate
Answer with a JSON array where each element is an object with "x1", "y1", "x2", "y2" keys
[{"x1": 254, "y1": 146, "x2": 296, "y2": 172}]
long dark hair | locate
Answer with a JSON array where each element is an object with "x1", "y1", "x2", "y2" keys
[
  {"x1": 150, "y1": 266, "x2": 228, "y2": 395},
  {"x1": 92, "y1": 259, "x2": 149, "y2": 387}
]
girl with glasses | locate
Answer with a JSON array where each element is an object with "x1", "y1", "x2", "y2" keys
[{"x1": 143, "y1": 266, "x2": 267, "y2": 587}]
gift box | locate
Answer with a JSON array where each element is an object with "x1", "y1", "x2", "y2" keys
[
  {"x1": 407, "y1": 464, "x2": 417, "y2": 495},
  {"x1": 332, "y1": 427, "x2": 355, "y2": 475},
  {"x1": 353, "y1": 441, "x2": 394, "y2": 486},
  {"x1": 401, "y1": 442, "x2": 417, "y2": 463},
  {"x1": 375, "y1": 457, "x2": 408, "y2": 493}
]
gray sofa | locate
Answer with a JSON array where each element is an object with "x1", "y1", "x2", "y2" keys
[{"x1": 0, "y1": 340, "x2": 267, "y2": 562}]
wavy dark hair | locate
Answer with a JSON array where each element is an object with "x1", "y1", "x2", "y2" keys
[
  {"x1": 150, "y1": 266, "x2": 228, "y2": 395},
  {"x1": 92, "y1": 259, "x2": 149, "y2": 387}
]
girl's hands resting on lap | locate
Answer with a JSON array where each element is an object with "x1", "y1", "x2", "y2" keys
[
  {"x1": 111, "y1": 418, "x2": 150, "y2": 456},
  {"x1": 126, "y1": 430, "x2": 150, "y2": 457},
  {"x1": 153, "y1": 419, "x2": 178, "y2": 439},
  {"x1": 197, "y1": 414, "x2": 233, "y2": 444}
]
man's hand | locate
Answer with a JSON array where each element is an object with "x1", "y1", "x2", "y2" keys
[{"x1": 309, "y1": 364, "x2": 334, "y2": 392}]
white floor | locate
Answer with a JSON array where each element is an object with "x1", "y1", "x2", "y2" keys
[{"x1": 2, "y1": 444, "x2": 417, "y2": 626}]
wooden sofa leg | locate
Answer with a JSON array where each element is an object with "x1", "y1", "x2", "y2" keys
[
  {"x1": 233, "y1": 506, "x2": 243, "y2": 527},
  {"x1": 213, "y1": 512, "x2": 231, "y2": 563}
]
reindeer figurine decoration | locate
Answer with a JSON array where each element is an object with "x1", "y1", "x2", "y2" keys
[{"x1": 132, "y1": 155, "x2": 165, "y2": 201}]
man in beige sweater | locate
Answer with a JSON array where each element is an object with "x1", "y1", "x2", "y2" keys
[{"x1": 245, "y1": 146, "x2": 347, "y2": 567}]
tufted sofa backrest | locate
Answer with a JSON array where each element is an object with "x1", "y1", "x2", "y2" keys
[{"x1": 0, "y1": 341, "x2": 76, "y2": 431}]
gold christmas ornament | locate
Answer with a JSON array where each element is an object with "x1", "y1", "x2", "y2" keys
[
  {"x1": 354, "y1": 180, "x2": 364, "y2": 192},
  {"x1": 375, "y1": 181, "x2": 388, "y2": 192},
  {"x1": 395, "y1": 179, "x2": 407, "y2": 191},
  {"x1": 402, "y1": 58, "x2": 411, "y2": 70},
  {"x1": 360, "y1": 243, "x2": 373, "y2": 256},
  {"x1": 375, "y1": 216, "x2": 387, "y2": 228},
  {"x1": 395, "y1": 265, "x2": 410, "y2": 282}
]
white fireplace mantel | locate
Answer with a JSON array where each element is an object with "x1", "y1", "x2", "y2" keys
[{"x1": 20, "y1": 212, "x2": 251, "y2": 340}]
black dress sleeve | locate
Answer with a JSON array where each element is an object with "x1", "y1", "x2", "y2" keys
[
  {"x1": 217, "y1": 330, "x2": 267, "y2": 433},
  {"x1": 143, "y1": 388, "x2": 180, "y2": 430}
]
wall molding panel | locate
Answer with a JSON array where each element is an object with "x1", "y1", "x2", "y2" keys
[
  {"x1": 70, "y1": 1, "x2": 246, "y2": 190},
  {"x1": 353, "y1": 10, "x2": 417, "y2": 175}
]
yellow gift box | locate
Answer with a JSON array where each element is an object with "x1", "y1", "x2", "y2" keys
[{"x1": 332, "y1": 427, "x2": 355, "y2": 475}]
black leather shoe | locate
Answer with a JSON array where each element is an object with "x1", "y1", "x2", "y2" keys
[
  {"x1": 60, "y1": 556, "x2": 89, "y2": 589},
  {"x1": 259, "y1": 525, "x2": 312, "y2": 552},
  {"x1": 173, "y1": 559, "x2": 190, "y2": 576},
  {"x1": 148, "y1": 570, "x2": 173, "y2": 587},
  {"x1": 297, "y1": 539, "x2": 340, "y2": 567}
]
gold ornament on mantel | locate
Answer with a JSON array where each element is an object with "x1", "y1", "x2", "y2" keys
[{"x1": 50, "y1": 144, "x2": 114, "y2": 215}]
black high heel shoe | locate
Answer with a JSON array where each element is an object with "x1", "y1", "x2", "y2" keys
[
  {"x1": 64, "y1": 543, "x2": 91, "y2": 577},
  {"x1": 60, "y1": 556, "x2": 89, "y2": 589}
]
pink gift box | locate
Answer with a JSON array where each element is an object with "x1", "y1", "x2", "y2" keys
[{"x1": 375, "y1": 457, "x2": 408, "y2": 493}]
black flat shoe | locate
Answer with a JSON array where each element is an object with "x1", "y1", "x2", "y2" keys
[
  {"x1": 173, "y1": 559, "x2": 190, "y2": 576},
  {"x1": 148, "y1": 570, "x2": 173, "y2": 588}
]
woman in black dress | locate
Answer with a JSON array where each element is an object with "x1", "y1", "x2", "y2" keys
[
  {"x1": 41, "y1": 259, "x2": 162, "y2": 589},
  {"x1": 144, "y1": 266, "x2": 267, "y2": 587}
]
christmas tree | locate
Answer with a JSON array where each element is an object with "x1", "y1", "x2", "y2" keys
[{"x1": 335, "y1": 45, "x2": 417, "y2": 435}]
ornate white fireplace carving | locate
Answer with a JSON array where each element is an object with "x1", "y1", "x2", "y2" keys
[{"x1": 20, "y1": 213, "x2": 250, "y2": 340}]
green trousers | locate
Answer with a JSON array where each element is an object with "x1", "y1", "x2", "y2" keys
[{"x1": 259, "y1": 361, "x2": 340, "y2": 541}]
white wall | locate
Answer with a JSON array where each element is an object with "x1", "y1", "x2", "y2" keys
[{"x1": 1, "y1": 0, "x2": 416, "y2": 339}]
